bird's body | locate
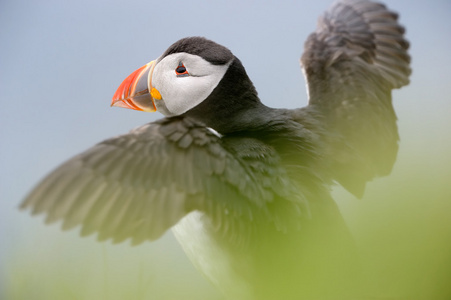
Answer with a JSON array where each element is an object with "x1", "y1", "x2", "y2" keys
[
  {"x1": 169, "y1": 106, "x2": 361, "y2": 298},
  {"x1": 22, "y1": 0, "x2": 411, "y2": 299}
]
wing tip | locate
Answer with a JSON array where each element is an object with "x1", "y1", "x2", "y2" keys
[{"x1": 302, "y1": 0, "x2": 411, "y2": 91}]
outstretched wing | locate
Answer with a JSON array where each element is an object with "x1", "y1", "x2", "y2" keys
[
  {"x1": 21, "y1": 117, "x2": 304, "y2": 245},
  {"x1": 300, "y1": 0, "x2": 411, "y2": 197}
]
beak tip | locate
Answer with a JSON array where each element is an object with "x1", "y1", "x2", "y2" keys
[{"x1": 110, "y1": 61, "x2": 157, "y2": 112}]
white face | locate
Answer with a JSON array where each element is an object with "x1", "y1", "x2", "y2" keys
[{"x1": 151, "y1": 53, "x2": 231, "y2": 116}]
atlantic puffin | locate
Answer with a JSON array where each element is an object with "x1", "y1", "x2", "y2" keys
[{"x1": 22, "y1": 0, "x2": 411, "y2": 298}]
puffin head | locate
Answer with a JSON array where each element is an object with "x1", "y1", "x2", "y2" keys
[{"x1": 112, "y1": 37, "x2": 260, "y2": 126}]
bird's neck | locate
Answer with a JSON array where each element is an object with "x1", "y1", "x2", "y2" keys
[{"x1": 183, "y1": 57, "x2": 277, "y2": 134}]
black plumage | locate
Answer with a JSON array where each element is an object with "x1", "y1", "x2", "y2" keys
[{"x1": 21, "y1": 0, "x2": 410, "y2": 298}]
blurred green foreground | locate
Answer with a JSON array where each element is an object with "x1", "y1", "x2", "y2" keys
[{"x1": 5, "y1": 112, "x2": 451, "y2": 299}]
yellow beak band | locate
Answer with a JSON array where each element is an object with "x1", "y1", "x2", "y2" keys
[{"x1": 151, "y1": 87, "x2": 162, "y2": 100}]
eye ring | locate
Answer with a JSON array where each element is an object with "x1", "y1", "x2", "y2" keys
[{"x1": 175, "y1": 62, "x2": 189, "y2": 77}]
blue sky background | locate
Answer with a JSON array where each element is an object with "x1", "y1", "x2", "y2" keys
[{"x1": 1, "y1": 0, "x2": 451, "y2": 298}]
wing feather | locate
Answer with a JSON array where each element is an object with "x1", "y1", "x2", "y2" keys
[
  {"x1": 22, "y1": 117, "x2": 303, "y2": 245},
  {"x1": 300, "y1": 0, "x2": 411, "y2": 197}
]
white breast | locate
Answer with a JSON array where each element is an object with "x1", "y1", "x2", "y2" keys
[{"x1": 172, "y1": 211, "x2": 253, "y2": 300}]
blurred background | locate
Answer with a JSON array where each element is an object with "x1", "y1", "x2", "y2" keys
[{"x1": 1, "y1": 0, "x2": 450, "y2": 299}]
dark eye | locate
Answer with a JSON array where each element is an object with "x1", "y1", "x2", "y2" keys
[{"x1": 175, "y1": 63, "x2": 189, "y2": 77}]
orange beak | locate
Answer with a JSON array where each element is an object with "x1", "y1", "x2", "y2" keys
[{"x1": 111, "y1": 60, "x2": 157, "y2": 112}]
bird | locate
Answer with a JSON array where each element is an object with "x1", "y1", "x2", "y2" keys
[{"x1": 21, "y1": 0, "x2": 411, "y2": 299}]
